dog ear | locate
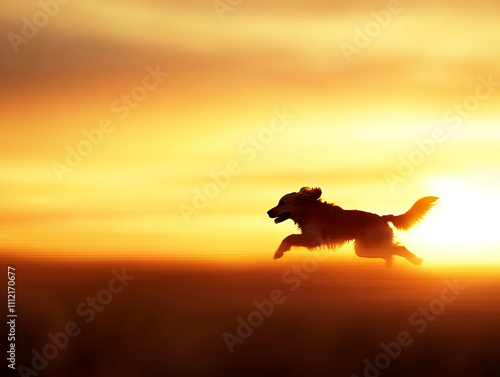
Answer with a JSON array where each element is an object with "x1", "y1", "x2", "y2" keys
[{"x1": 299, "y1": 187, "x2": 322, "y2": 200}]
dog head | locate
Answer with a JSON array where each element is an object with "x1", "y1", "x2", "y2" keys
[{"x1": 267, "y1": 187, "x2": 322, "y2": 224}]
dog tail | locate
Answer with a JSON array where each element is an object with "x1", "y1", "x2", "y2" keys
[{"x1": 382, "y1": 196, "x2": 439, "y2": 231}]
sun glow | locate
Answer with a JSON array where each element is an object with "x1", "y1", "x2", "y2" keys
[{"x1": 401, "y1": 175, "x2": 500, "y2": 265}]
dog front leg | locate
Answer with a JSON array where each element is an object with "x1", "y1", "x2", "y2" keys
[{"x1": 274, "y1": 234, "x2": 321, "y2": 259}]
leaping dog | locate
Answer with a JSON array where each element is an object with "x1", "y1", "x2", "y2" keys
[{"x1": 267, "y1": 187, "x2": 438, "y2": 267}]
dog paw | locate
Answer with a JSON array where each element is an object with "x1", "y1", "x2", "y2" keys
[
  {"x1": 408, "y1": 256, "x2": 423, "y2": 266},
  {"x1": 273, "y1": 250, "x2": 284, "y2": 259}
]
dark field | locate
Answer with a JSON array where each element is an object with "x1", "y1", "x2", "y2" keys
[{"x1": 5, "y1": 256, "x2": 500, "y2": 377}]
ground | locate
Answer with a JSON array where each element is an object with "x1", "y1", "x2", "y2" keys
[{"x1": 8, "y1": 256, "x2": 500, "y2": 377}]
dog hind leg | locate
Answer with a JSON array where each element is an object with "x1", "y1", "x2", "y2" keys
[
  {"x1": 393, "y1": 245, "x2": 423, "y2": 266},
  {"x1": 384, "y1": 256, "x2": 394, "y2": 268},
  {"x1": 354, "y1": 240, "x2": 392, "y2": 266}
]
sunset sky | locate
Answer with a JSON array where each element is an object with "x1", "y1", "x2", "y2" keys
[{"x1": 1, "y1": 0, "x2": 500, "y2": 266}]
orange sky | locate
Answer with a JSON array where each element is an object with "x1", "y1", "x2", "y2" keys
[{"x1": 1, "y1": 0, "x2": 500, "y2": 266}]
